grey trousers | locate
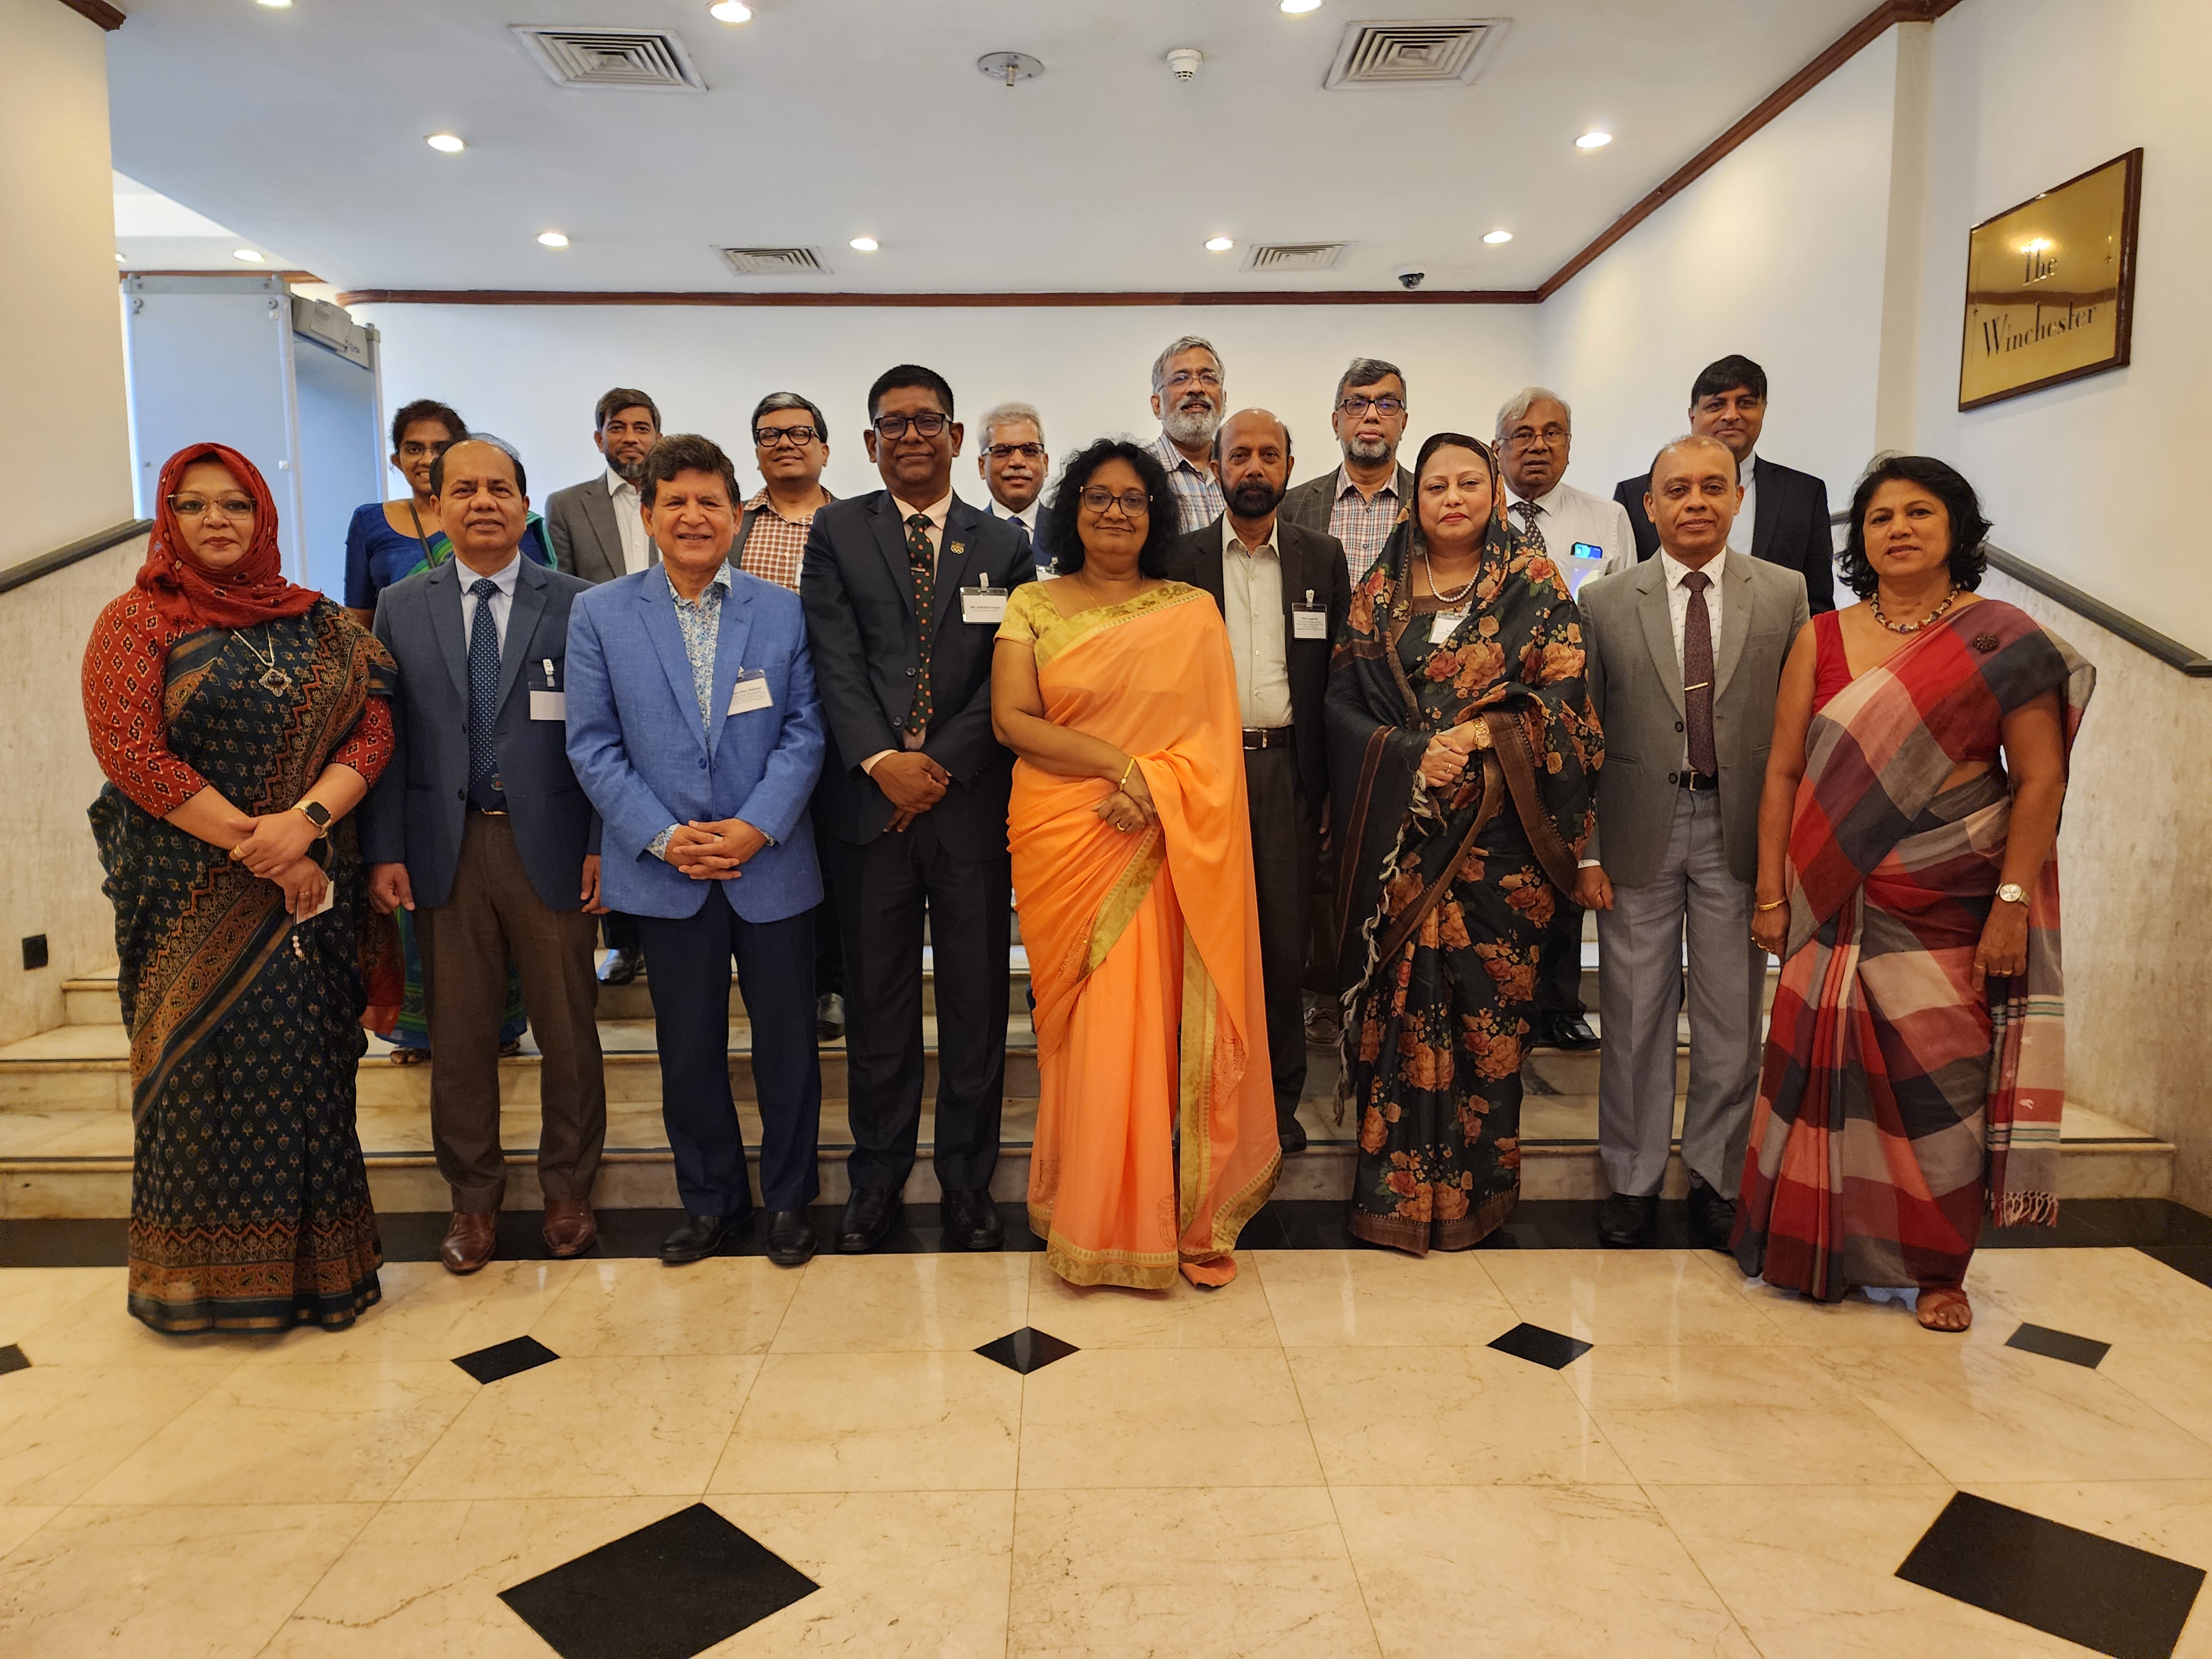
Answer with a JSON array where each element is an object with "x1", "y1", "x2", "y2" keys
[{"x1": 1594, "y1": 788, "x2": 1763, "y2": 1199}]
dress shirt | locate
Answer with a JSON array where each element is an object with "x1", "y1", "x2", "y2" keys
[
  {"x1": 648, "y1": 562, "x2": 736, "y2": 861},
  {"x1": 607, "y1": 467, "x2": 651, "y2": 576},
  {"x1": 1146, "y1": 432, "x2": 1226, "y2": 534},
  {"x1": 1506, "y1": 477, "x2": 1634, "y2": 569},
  {"x1": 860, "y1": 491, "x2": 953, "y2": 775},
  {"x1": 1327, "y1": 465, "x2": 1404, "y2": 582},
  {"x1": 1659, "y1": 546, "x2": 1727, "y2": 769},
  {"x1": 987, "y1": 499, "x2": 1039, "y2": 540},
  {"x1": 1734, "y1": 450, "x2": 1758, "y2": 552},
  {"x1": 739, "y1": 486, "x2": 832, "y2": 592},
  {"x1": 1222, "y1": 518, "x2": 1293, "y2": 729},
  {"x1": 456, "y1": 549, "x2": 523, "y2": 655}
]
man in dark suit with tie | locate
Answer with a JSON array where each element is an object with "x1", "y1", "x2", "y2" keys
[
  {"x1": 975, "y1": 401, "x2": 1047, "y2": 557},
  {"x1": 1611, "y1": 355, "x2": 1834, "y2": 614},
  {"x1": 801, "y1": 365, "x2": 1036, "y2": 1254},
  {"x1": 1164, "y1": 409, "x2": 1351, "y2": 1152},
  {"x1": 362, "y1": 435, "x2": 609, "y2": 1275}
]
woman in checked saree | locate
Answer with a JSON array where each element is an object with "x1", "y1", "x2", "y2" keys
[{"x1": 990, "y1": 439, "x2": 1279, "y2": 1288}]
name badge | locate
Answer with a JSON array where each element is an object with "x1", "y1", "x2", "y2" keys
[
  {"x1": 962, "y1": 581, "x2": 1009, "y2": 624},
  {"x1": 1430, "y1": 611, "x2": 1469, "y2": 646},
  {"x1": 1291, "y1": 588, "x2": 1328, "y2": 640},
  {"x1": 727, "y1": 669, "x2": 774, "y2": 715},
  {"x1": 529, "y1": 658, "x2": 565, "y2": 720}
]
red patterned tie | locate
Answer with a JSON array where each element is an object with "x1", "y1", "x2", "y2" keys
[{"x1": 1681, "y1": 568, "x2": 1717, "y2": 776}]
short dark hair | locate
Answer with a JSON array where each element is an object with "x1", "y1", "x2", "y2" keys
[
  {"x1": 390, "y1": 398, "x2": 463, "y2": 456},
  {"x1": 639, "y1": 433, "x2": 741, "y2": 509},
  {"x1": 1039, "y1": 438, "x2": 1176, "y2": 578},
  {"x1": 1689, "y1": 354, "x2": 1767, "y2": 406},
  {"x1": 867, "y1": 364, "x2": 955, "y2": 423},
  {"x1": 430, "y1": 432, "x2": 526, "y2": 498},
  {"x1": 594, "y1": 387, "x2": 660, "y2": 432},
  {"x1": 1839, "y1": 453, "x2": 1990, "y2": 601},
  {"x1": 750, "y1": 391, "x2": 827, "y2": 439},
  {"x1": 1335, "y1": 357, "x2": 1406, "y2": 404}
]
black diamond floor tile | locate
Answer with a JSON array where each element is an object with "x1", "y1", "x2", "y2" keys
[
  {"x1": 0, "y1": 1344, "x2": 27, "y2": 1376},
  {"x1": 500, "y1": 1502, "x2": 816, "y2": 1659},
  {"x1": 1897, "y1": 1491, "x2": 2203, "y2": 1659},
  {"x1": 453, "y1": 1334, "x2": 560, "y2": 1385},
  {"x1": 2006, "y1": 1321, "x2": 2111, "y2": 1369},
  {"x1": 975, "y1": 1326, "x2": 1079, "y2": 1374},
  {"x1": 1487, "y1": 1322, "x2": 1592, "y2": 1369}
]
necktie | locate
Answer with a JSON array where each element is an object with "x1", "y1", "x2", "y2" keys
[
  {"x1": 1511, "y1": 498, "x2": 1547, "y2": 554},
  {"x1": 466, "y1": 577, "x2": 504, "y2": 808},
  {"x1": 905, "y1": 513, "x2": 935, "y2": 737},
  {"x1": 1680, "y1": 568, "x2": 1717, "y2": 777}
]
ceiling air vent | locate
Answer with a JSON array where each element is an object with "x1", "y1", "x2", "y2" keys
[
  {"x1": 1323, "y1": 19, "x2": 1508, "y2": 89},
  {"x1": 512, "y1": 26, "x2": 706, "y2": 91},
  {"x1": 719, "y1": 247, "x2": 827, "y2": 276},
  {"x1": 1242, "y1": 241, "x2": 1351, "y2": 273}
]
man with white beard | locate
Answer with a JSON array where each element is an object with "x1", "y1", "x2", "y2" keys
[{"x1": 1145, "y1": 335, "x2": 1228, "y2": 533}]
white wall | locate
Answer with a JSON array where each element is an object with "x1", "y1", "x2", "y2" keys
[{"x1": 352, "y1": 301, "x2": 1540, "y2": 511}]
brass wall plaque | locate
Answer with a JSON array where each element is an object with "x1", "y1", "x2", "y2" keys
[{"x1": 1959, "y1": 149, "x2": 2141, "y2": 411}]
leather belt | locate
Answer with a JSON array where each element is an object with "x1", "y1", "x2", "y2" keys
[
  {"x1": 1242, "y1": 726, "x2": 1295, "y2": 750},
  {"x1": 471, "y1": 806, "x2": 510, "y2": 817},
  {"x1": 1674, "y1": 770, "x2": 1719, "y2": 791}
]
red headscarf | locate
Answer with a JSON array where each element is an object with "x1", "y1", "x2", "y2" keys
[{"x1": 134, "y1": 442, "x2": 320, "y2": 629}]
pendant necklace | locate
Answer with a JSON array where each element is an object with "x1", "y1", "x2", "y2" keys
[
  {"x1": 236, "y1": 627, "x2": 294, "y2": 697},
  {"x1": 1871, "y1": 585, "x2": 1961, "y2": 636}
]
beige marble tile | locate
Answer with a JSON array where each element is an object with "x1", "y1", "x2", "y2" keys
[
  {"x1": 1482, "y1": 1248, "x2": 1782, "y2": 1345},
  {"x1": 1688, "y1": 1251, "x2": 2013, "y2": 1348},
  {"x1": 0, "y1": 1508, "x2": 56, "y2": 1562},
  {"x1": 1288, "y1": 1344, "x2": 1633, "y2": 1487},
  {"x1": 0, "y1": 1266, "x2": 118, "y2": 1344},
  {"x1": 12, "y1": 1279, "x2": 264, "y2": 1366},
  {"x1": 1648, "y1": 1484, "x2": 2083, "y2": 1658},
  {"x1": 238, "y1": 1259, "x2": 582, "y2": 1366},
  {"x1": 1333, "y1": 1484, "x2": 1757, "y2": 1658},
  {"x1": 1820, "y1": 1342, "x2": 2212, "y2": 1484},
  {"x1": 0, "y1": 1109, "x2": 117, "y2": 1157},
  {"x1": 713, "y1": 1351, "x2": 1021, "y2": 1493},
  {"x1": 1006, "y1": 1486, "x2": 1377, "y2": 1658},
  {"x1": 0, "y1": 1361, "x2": 232, "y2": 1505},
  {"x1": 0, "y1": 1503, "x2": 373, "y2": 1657},
  {"x1": 84, "y1": 1360, "x2": 479, "y2": 1505},
  {"x1": 769, "y1": 1252, "x2": 1030, "y2": 1354},
  {"x1": 1964, "y1": 1246, "x2": 2212, "y2": 1346},
  {"x1": 0, "y1": 1066, "x2": 126, "y2": 1111},
  {"x1": 527, "y1": 1255, "x2": 800, "y2": 1358},
  {"x1": 2103, "y1": 1342, "x2": 2212, "y2": 1448},
  {"x1": 1018, "y1": 1348, "x2": 1322, "y2": 1489},
  {"x1": 1251, "y1": 1248, "x2": 1515, "y2": 1348},
  {"x1": 25, "y1": 1113, "x2": 137, "y2": 1157},
  {"x1": 1025, "y1": 1252, "x2": 1281, "y2": 1350},
  {"x1": 397, "y1": 1354, "x2": 759, "y2": 1500},
  {"x1": 1566, "y1": 1344, "x2": 1943, "y2": 1486}
]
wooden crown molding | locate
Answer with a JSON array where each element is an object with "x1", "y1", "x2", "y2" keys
[{"x1": 57, "y1": 0, "x2": 126, "y2": 30}]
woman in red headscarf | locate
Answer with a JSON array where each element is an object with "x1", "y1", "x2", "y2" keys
[{"x1": 83, "y1": 442, "x2": 399, "y2": 1334}]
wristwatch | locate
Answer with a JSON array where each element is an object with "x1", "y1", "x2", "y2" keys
[
  {"x1": 293, "y1": 800, "x2": 332, "y2": 838},
  {"x1": 1996, "y1": 882, "x2": 2028, "y2": 906}
]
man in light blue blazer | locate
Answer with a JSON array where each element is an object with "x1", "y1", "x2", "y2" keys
[{"x1": 566, "y1": 434, "x2": 828, "y2": 1267}]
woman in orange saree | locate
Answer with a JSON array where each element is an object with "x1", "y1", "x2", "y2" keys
[{"x1": 990, "y1": 439, "x2": 1279, "y2": 1288}]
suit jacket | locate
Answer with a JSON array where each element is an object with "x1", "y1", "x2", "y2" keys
[
  {"x1": 360, "y1": 559, "x2": 601, "y2": 912},
  {"x1": 564, "y1": 567, "x2": 825, "y2": 923},
  {"x1": 1577, "y1": 552, "x2": 1810, "y2": 888},
  {"x1": 1278, "y1": 462, "x2": 1415, "y2": 541},
  {"x1": 800, "y1": 490, "x2": 1035, "y2": 848},
  {"x1": 545, "y1": 475, "x2": 653, "y2": 586},
  {"x1": 1613, "y1": 456, "x2": 1834, "y2": 614},
  {"x1": 1163, "y1": 515, "x2": 1351, "y2": 823}
]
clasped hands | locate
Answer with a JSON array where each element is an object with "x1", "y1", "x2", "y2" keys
[
  {"x1": 1418, "y1": 718, "x2": 1493, "y2": 789},
  {"x1": 1093, "y1": 758, "x2": 1157, "y2": 835},
  {"x1": 226, "y1": 810, "x2": 327, "y2": 921},
  {"x1": 666, "y1": 820, "x2": 768, "y2": 883},
  {"x1": 873, "y1": 751, "x2": 951, "y2": 833}
]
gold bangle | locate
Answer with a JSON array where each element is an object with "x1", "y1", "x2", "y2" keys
[
  {"x1": 1117, "y1": 758, "x2": 1135, "y2": 790},
  {"x1": 1755, "y1": 898, "x2": 1788, "y2": 913}
]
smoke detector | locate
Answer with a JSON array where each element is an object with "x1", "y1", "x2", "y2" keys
[{"x1": 1166, "y1": 47, "x2": 1203, "y2": 81}]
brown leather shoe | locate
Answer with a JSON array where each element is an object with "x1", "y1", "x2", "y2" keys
[
  {"x1": 440, "y1": 1211, "x2": 497, "y2": 1275},
  {"x1": 542, "y1": 1196, "x2": 598, "y2": 1259}
]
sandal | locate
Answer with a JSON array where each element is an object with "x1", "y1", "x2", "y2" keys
[
  {"x1": 389, "y1": 1048, "x2": 429, "y2": 1067},
  {"x1": 1916, "y1": 1287, "x2": 1973, "y2": 1333},
  {"x1": 498, "y1": 1039, "x2": 524, "y2": 1058}
]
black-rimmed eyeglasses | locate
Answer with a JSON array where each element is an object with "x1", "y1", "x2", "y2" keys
[
  {"x1": 1337, "y1": 395, "x2": 1406, "y2": 418},
  {"x1": 1079, "y1": 488, "x2": 1149, "y2": 517},
  {"x1": 755, "y1": 425, "x2": 823, "y2": 448},
  {"x1": 872, "y1": 412, "x2": 950, "y2": 440},
  {"x1": 986, "y1": 443, "x2": 1045, "y2": 462}
]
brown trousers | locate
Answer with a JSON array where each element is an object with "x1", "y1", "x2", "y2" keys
[{"x1": 416, "y1": 813, "x2": 606, "y2": 1211}]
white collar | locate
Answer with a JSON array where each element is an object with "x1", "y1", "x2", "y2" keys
[
  {"x1": 990, "y1": 498, "x2": 1037, "y2": 526},
  {"x1": 890, "y1": 490, "x2": 953, "y2": 529},
  {"x1": 456, "y1": 549, "x2": 524, "y2": 593},
  {"x1": 606, "y1": 466, "x2": 639, "y2": 498},
  {"x1": 1510, "y1": 478, "x2": 1571, "y2": 514},
  {"x1": 1658, "y1": 546, "x2": 1727, "y2": 588},
  {"x1": 1223, "y1": 516, "x2": 1279, "y2": 559}
]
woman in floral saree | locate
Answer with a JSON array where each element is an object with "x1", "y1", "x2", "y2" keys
[{"x1": 1327, "y1": 432, "x2": 1599, "y2": 1254}]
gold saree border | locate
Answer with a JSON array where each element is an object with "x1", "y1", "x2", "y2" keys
[
  {"x1": 1030, "y1": 582, "x2": 1206, "y2": 672},
  {"x1": 1175, "y1": 932, "x2": 1281, "y2": 1264},
  {"x1": 1083, "y1": 827, "x2": 1164, "y2": 979}
]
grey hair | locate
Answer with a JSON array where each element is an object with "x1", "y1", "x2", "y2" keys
[
  {"x1": 1650, "y1": 431, "x2": 1740, "y2": 484},
  {"x1": 750, "y1": 390, "x2": 828, "y2": 437},
  {"x1": 1494, "y1": 386, "x2": 1572, "y2": 445},
  {"x1": 430, "y1": 430, "x2": 528, "y2": 497},
  {"x1": 977, "y1": 400, "x2": 1046, "y2": 451},
  {"x1": 1335, "y1": 357, "x2": 1407, "y2": 404},
  {"x1": 1150, "y1": 335, "x2": 1223, "y2": 395}
]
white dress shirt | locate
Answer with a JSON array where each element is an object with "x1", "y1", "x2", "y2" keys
[
  {"x1": 862, "y1": 491, "x2": 956, "y2": 773},
  {"x1": 1507, "y1": 477, "x2": 1636, "y2": 569},
  {"x1": 1734, "y1": 450, "x2": 1759, "y2": 554},
  {"x1": 987, "y1": 498, "x2": 1039, "y2": 539},
  {"x1": 1222, "y1": 519, "x2": 1292, "y2": 729},
  {"x1": 606, "y1": 467, "x2": 651, "y2": 576},
  {"x1": 457, "y1": 549, "x2": 523, "y2": 655}
]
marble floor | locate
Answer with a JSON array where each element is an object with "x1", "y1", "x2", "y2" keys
[{"x1": 7, "y1": 1215, "x2": 2212, "y2": 1656}]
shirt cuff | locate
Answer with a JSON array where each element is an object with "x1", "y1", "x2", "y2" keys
[
  {"x1": 648, "y1": 826, "x2": 679, "y2": 860},
  {"x1": 859, "y1": 750, "x2": 896, "y2": 776},
  {"x1": 1577, "y1": 858, "x2": 1601, "y2": 869}
]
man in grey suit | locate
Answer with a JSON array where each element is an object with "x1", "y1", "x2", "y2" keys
[
  {"x1": 1573, "y1": 434, "x2": 1809, "y2": 1250},
  {"x1": 363, "y1": 436, "x2": 610, "y2": 1275}
]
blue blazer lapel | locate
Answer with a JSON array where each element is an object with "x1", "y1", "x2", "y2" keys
[
  {"x1": 423, "y1": 561, "x2": 469, "y2": 702},
  {"x1": 705, "y1": 579, "x2": 755, "y2": 763},
  {"x1": 639, "y1": 572, "x2": 710, "y2": 755},
  {"x1": 495, "y1": 560, "x2": 549, "y2": 714},
  {"x1": 871, "y1": 494, "x2": 917, "y2": 623}
]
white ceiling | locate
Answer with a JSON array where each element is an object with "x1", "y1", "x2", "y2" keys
[{"x1": 105, "y1": 0, "x2": 1876, "y2": 295}]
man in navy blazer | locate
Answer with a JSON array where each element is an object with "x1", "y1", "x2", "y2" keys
[
  {"x1": 362, "y1": 435, "x2": 609, "y2": 1275},
  {"x1": 567, "y1": 434, "x2": 829, "y2": 1267},
  {"x1": 801, "y1": 364, "x2": 1035, "y2": 1255}
]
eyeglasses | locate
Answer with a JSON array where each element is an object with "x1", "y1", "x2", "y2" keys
[
  {"x1": 1161, "y1": 370, "x2": 1222, "y2": 393},
  {"x1": 986, "y1": 443, "x2": 1045, "y2": 462},
  {"x1": 397, "y1": 439, "x2": 453, "y2": 460},
  {"x1": 1337, "y1": 395, "x2": 1406, "y2": 418},
  {"x1": 1505, "y1": 424, "x2": 1569, "y2": 447},
  {"x1": 872, "y1": 412, "x2": 950, "y2": 440},
  {"x1": 169, "y1": 494, "x2": 256, "y2": 518},
  {"x1": 755, "y1": 425, "x2": 822, "y2": 448},
  {"x1": 1078, "y1": 487, "x2": 1149, "y2": 518}
]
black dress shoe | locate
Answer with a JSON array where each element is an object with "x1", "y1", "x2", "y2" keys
[
  {"x1": 940, "y1": 1188, "x2": 1005, "y2": 1252},
  {"x1": 765, "y1": 1209, "x2": 817, "y2": 1267},
  {"x1": 1546, "y1": 1013, "x2": 1601, "y2": 1051},
  {"x1": 1597, "y1": 1191, "x2": 1658, "y2": 1248},
  {"x1": 839, "y1": 1185, "x2": 902, "y2": 1254},
  {"x1": 598, "y1": 947, "x2": 642, "y2": 987},
  {"x1": 1687, "y1": 1183, "x2": 1738, "y2": 1252},
  {"x1": 815, "y1": 992, "x2": 846, "y2": 1041},
  {"x1": 660, "y1": 1212, "x2": 743, "y2": 1264},
  {"x1": 1277, "y1": 1109, "x2": 1308, "y2": 1154}
]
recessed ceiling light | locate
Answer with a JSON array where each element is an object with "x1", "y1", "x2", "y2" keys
[
  {"x1": 426, "y1": 133, "x2": 466, "y2": 154},
  {"x1": 1482, "y1": 229, "x2": 1514, "y2": 245},
  {"x1": 1280, "y1": 0, "x2": 1322, "y2": 12},
  {"x1": 537, "y1": 231, "x2": 570, "y2": 248},
  {"x1": 708, "y1": 0, "x2": 752, "y2": 20},
  {"x1": 1575, "y1": 130, "x2": 1613, "y2": 150},
  {"x1": 254, "y1": 0, "x2": 291, "y2": 8},
  {"x1": 1204, "y1": 235, "x2": 1234, "y2": 252},
  {"x1": 848, "y1": 236, "x2": 879, "y2": 252},
  {"x1": 233, "y1": 248, "x2": 265, "y2": 262}
]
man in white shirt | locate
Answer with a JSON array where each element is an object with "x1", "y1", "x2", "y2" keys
[{"x1": 975, "y1": 401, "x2": 1048, "y2": 556}]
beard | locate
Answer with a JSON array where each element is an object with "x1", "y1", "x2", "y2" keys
[
  {"x1": 1343, "y1": 433, "x2": 1393, "y2": 463},
  {"x1": 610, "y1": 451, "x2": 650, "y2": 485},
  {"x1": 1226, "y1": 477, "x2": 1283, "y2": 519},
  {"x1": 1162, "y1": 401, "x2": 1222, "y2": 447}
]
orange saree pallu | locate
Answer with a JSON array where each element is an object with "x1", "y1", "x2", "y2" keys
[{"x1": 1001, "y1": 583, "x2": 1280, "y2": 1288}]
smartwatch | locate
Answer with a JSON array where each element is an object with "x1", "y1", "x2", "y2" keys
[{"x1": 294, "y1": 800, "x2": 333, "y2": 837}]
